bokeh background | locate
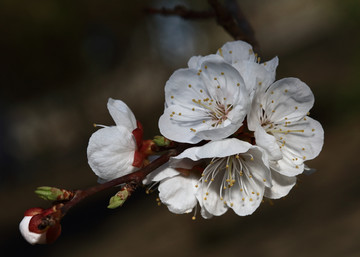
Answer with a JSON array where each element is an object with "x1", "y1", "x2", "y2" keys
[{"x1": 1, "y1": 0, "x2": 359, "y2": 256}]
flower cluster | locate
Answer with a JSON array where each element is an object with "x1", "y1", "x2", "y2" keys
[{"x1": 87, "y1": 41, "x2": 324, "y2": 219}]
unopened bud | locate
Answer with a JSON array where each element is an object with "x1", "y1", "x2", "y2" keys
[
  {"x1": 153, "y1": 136, "x2": 171, "y2": 147},
  {"x1": 20, "y1": 206, "x2": 62, "y2": 245},
  {"x1": 107, "y1": 187, "x2": 131, "y2": 209},
  {"x1": 35, "y1": 186, "x2": 74, "y2": 201}
]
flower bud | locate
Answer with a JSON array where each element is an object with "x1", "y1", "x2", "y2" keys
[
  {"x1": 153, "y1": 136, "x2": 171, "y2": 147},
  {"x1": 107, "y1": 186, "x2": 132, "y2": 209},
  {"x1": 19, "y1": 207, "x2": 62, "y2": 245},
  {"x1": 35, "y1": 186, "x2": 74, "y2": 201}
]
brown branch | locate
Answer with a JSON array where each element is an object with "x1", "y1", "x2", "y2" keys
[
  {"x1": 60, "y1": 142, "x2": 190, "y2": 215},
  {"x1": 145, "y1": 6, "x2": 214, "y2": 19},
  {"x1": 208, "y1": 0, "x2": 258, "y2": 50}
]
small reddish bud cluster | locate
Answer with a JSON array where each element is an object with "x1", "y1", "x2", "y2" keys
[
  {"x1": 132, "y1": 121, "x2": 157, "y2": 168},
  {"x1": 19, "y1": 205, "x2": 63, "y2": 244}
]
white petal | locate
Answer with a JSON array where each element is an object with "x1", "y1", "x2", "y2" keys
[
  {"x1": 217, "y1": 41, "x2": 256, "y2": 63},
  {"x1": 19, "y1": 216, "x2": 47, "y2": 245},
  {"x1": 143, "y1": 163, "x2": 180, "y2": 184},
  {"x1": 229, "y1": 147, "x2": 270, "y2": 216},
  {"x1": 197, "y1": 173, "x2": 228, "y2": 216},
  {"x1": 174, "y1": 138, "x2": 253, "y2": 161},
  {"x1": 272, "y1": 117, "x2": 324, "y2": 176},
  {"x1": 264, "y1": 170, "x2": 296, "y2": 199},
  {"x1": 87, "y1": 126, "x2": 137, "y2": 181},
  {"x1": 254, "y1": 126, "x2": 282, "y2": 161},
  {"x1": 158, "y1": 174, "x2": 199, "y2": 214},
  {"x1": 107, "y1": 98, "x2": 137, "y2": 131},
  {"x1": 262, "y1": 56, "x2": 279, "y2": 74},
  {"x1": 263, "y1": 78, "x2": 315, "y2": 123}
]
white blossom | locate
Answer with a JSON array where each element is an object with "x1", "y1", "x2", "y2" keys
[
  {"x1": 248, "y1": 78, "x2": 324, "y2": 178},
  {"x1": 87, "y1": 98, "x2": 140, "y2": 182},
  {"x1": 159, "y1": 54, "x2": 250, "y2": 143},
  {"x1": 152, "y1": 139, "x2": 272, "y2": 218}
]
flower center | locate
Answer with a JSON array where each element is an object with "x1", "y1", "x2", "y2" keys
[
  {"x1": 195, "y1": 154, "x2": 264, "y2": 205},
  {"x1": 192, "y1": 98, "x2": 232, "y2": 127}
]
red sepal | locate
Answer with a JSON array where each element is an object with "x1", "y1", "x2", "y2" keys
[
  {"x1": 132, "y1": 121, "x2": 144, "y2": 150},
  {"x1": 46, "y1": 223, "x2": 62, "y2": 244},
  {"x1": 29, "y1": 214, "x2": 47, "y2": 234},
  {"x1": 132, "y1": 151, "x2": 144, "y2": 168},
  {"x1": 24, "y1": 207, "x2": 44, "y2": 217}
]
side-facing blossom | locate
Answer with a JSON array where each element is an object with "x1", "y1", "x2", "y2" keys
[
  {"x1": 159, "y1": 55, "x2": 251, "y2": 144},
  {"x1": 247, "y1": 78, "x2": 324, "y2": 179},
  {"x1": 87, "y1": 98, "x2": 144, "y2": 182},
  {"x1": 150, "y1": 139, "x2": 272, "y2": 218}
]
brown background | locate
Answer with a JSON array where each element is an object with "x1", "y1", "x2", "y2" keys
[{"x1": 1, "y1": 0, "x2": 359, "y2": 256}]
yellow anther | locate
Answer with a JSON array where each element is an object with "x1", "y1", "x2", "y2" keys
[
  {"x1": 230, "y1": 203, "x2": 234, "y2": 207},
  {"x1": 302, "y1": 148, "x2": 305, "y2": 151},
  {"x1": 271, "y1": 91, "x2": 274, "y2": 94},
  {"x1": 188, "y1": 84, "x2": 192, "y2": 88},
  {"x1": 200, "y1": 89, "x2": 203, "y2": 93},
  {"x1": 303, "y1": 156, "x2": 306, "y2": 160},
  {"x1": 205, "y1": 65, "x2": 208, "y2": 69},
  {"x1": 171, "y1": 96, "x2": 174, "y2": 99},
  {"x1": 237, "y1": 83, "x2": 240, "y2": 86},
  {"x1": 271, "y1": 100, "x2": 274, "y2": 103},
  {"x1": 192, "y1": 108, "x2": 195, "y2": 111},
  {"x1": 250, "y1": 198, "x2": 253, "y2": 202},
  {"x1": 235, "y1": 155, "x2": 240, "y2": 159},
  {"x1": 204, "y1": 179, "x2": 208, "y2": 182},
  {"x1": 220, "y1": 197, "x2": 224, "y2": 200},
  {"x1": 221, "y1": 72, "x2": 224, "y2": 75},
  {"x1": 217, "y1": 85, "x2": 220, "y2": 89},
  {"x1": 197, "y1": 73, "x2": 201, "y2": 76},
  {"x1": 285, "y1": 89, "x2": 288, "y2": 93},
  {"x1": 214, "y1": 77, "x2": 217, "y2": 80},
  {"x1": 252, "y1": 192, "x2": 255, "y2": 194},
  {"x1": 240, "y1": 188, "x2": 243, "y2": 192},
  {"x1": 202, "y1": 120, "x2": 206, "y2": 123},
  {"x1": 312, "y1": 128, "x2": 315, "y2": 132},
  {"x1": 206, "y1": 192, "x2": 209, "y2": 195},
  {"x1": 204, "y1": 197, "x2": 207, "y2": 200},
  {"x1": 256, "y1": 192, "x2": 260, "y2": 196},
  {"x1": 258, "y1": 81, "x2": 262, "y2": 86},
  {"x1": 192, "y1": 216, "x2": 196, "y2": 220},
  {"x1": 195, "y1": 185, "x2": 198, "y2": 188},
  {"x1": 250, "y1": 157, "x2": 254, "y2": 161},
  {"x1": 199, "y1": 69, "x2": 202, "y2": 73},
  {"x1": 295, "y1": 106, "x2": 298, "y2": 110},
  {"x1": 229, "y1": 50, "x2": 232, "y2": 54},
  {"x1": 242, "y1": 198, "x2": 245, "y2": 201},
  {"x1": 190, "y1": 128, "x2": 196, "y2": 132},
  {"x1": 296, "y1": 165, "x2": 299, "y2": 169}
]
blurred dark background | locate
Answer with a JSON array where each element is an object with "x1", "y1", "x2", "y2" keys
[{"x1": 1, "y1": 0, "x2": 359, "y2": 256}]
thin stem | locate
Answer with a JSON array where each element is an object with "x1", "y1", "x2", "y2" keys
[{"x1": 60, "y1": 143, "x2": 189, "y2": 215}]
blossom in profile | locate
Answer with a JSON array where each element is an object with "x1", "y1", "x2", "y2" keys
[
  {"x1": 153, "y1": 139, "x2": 272, "y2": 218},
  {"x1": 159, "y1": 55, "x2": 250, "y2": 144},
  {"x1": 87, "y1": 98, "x2": 145, "y2": 182},
  {"x1": 248, "y1": 78, "x2": 324, "y2": 178}
]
